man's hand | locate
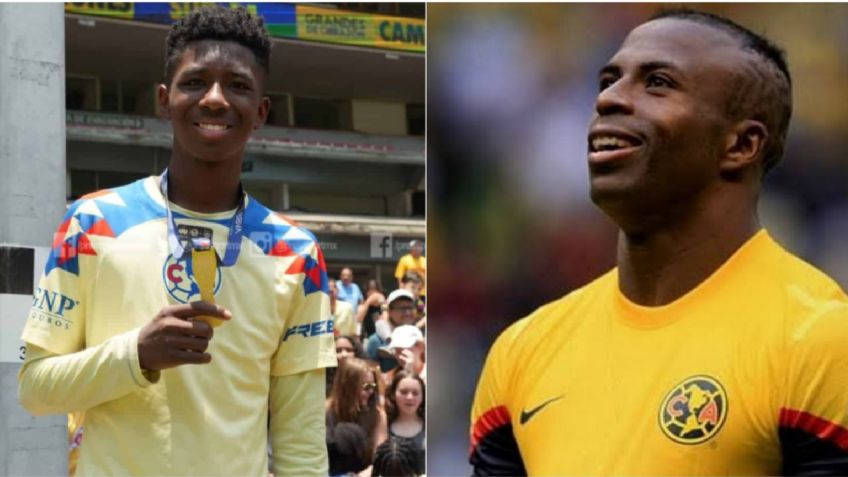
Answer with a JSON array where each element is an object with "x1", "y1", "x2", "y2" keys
[{"x1": 138, "y1": 302, "x2": 232, "y2": 371}]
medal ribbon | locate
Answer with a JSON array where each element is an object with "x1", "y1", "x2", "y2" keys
[{"x1": 159, "y1": 168, "x2": 245, "y2": 267}]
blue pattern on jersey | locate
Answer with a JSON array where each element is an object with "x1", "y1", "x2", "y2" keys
[
  {"x1": 45, "y1": 179, "x2": 165, "y2": 276},
  {"x1": 242, "y1": 198, "x2": 328, "y2": 296}
]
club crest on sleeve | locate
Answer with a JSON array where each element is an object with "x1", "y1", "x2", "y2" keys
[
  {"x1": 162, "y1": 254, "x2": 222, "y2": 304},
  {"x1": 659, "y1": 375, "x2": 728, "y2": 445}
]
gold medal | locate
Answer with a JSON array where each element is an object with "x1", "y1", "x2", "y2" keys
[{"x1": 191, "y1": 238, "x2": 223, "y2": 327}]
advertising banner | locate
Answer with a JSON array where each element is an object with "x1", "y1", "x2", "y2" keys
[{"x1": 64, "y1": 3, "x2": 422, "y2": 52}]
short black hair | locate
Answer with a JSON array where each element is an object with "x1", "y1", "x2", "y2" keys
[
  {"x1": 651, "y1": 9, "x2": 793, "y2": 172},
  {"x1": 164, "y1": 5, "x2": 271, "y2": 84},
  {"x1": 372, "y1": 437, "x2": 419, "y2": 477}
]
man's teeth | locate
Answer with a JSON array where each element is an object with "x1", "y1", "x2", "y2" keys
[
  {"x1": 592, "y1": 136, "x2": 635, "y2": 151},
  {"x1": 198, "y1": 123, "x2": 228, "y2": 131}
]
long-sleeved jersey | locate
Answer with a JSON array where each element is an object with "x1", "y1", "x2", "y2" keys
[{"x1": 19, "y1": 176, "x2": 336, "y2": 476}]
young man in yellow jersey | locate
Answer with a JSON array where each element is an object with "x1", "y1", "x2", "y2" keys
[
  {"x1": 471, "y1": 9, "x2": 848, "y2": 475},
  {"x1": 18, "y1": 6, "x2": 335, "y2": 476}
]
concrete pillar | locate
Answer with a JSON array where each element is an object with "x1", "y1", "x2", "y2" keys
[
  {"x1": 270, "y1": 182, "x2": 290, "y2": 211},
  {"x1": 0, "y1": 3, "x2": 68, "y2": 475},
  {"x1": 386, "y1": 190, "x2": 411, "y2": 217}
]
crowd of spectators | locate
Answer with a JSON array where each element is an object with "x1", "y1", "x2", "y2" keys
[{"x1": 325, "y1": 254, "x2": 426, "y2": 477}]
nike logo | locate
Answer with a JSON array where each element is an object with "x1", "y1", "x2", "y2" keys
[{"x1": 520, "y1": 395, "x2": 564, "y2": 425}]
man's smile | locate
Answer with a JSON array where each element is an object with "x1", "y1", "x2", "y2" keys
[
  {"x1": 195, "y1": 122, "x2": 232, "y2": 131},
  {"x1": 588, "y1": 128, "x2": 643, "y2": 165}
]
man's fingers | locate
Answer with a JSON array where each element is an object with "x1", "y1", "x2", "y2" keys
[
  {"x1": 168, "y1": 302, "x2": 232, "y2": 320},
  {"x1": 169, "y1": 349, "x2": 212, "y2": 365},
  {"x1": 165, "y1": 335, "x2": 210, "y2": 353},
  {"x1": 161, "y1": 317, "x2": 214, "y2": 339}
]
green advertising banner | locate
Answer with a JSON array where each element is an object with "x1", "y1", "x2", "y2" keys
[
  {"x1": 295, "y1": 5, "x2": 424, "y2": 53},
  {"x1": 64, "y1": 3, "x2": 423, "y2": 53}
]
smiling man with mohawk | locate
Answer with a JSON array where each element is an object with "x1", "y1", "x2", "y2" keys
[
  {"x1": 18, "y1": 6, "x2": 335, "y2": 476},
  {"x1": 470, "y1": 9, "x2": 848, "y2": 476}
]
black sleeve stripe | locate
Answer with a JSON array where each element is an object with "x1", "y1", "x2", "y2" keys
[
  {"x1": 780, "y1": 408, "x2": 848, "y2": 475},
  {"x1": 470, "y1": 406, "x2": 526, "y2": 476}
]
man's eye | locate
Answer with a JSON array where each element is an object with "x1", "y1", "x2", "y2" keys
[
  {"x1": 232, "y1": 82, "x2": 251, "y2": 91},
  {"x1": 183, "y1": 79, "x2": 204, "y2": 88},
  {"x1": 599, "y1": 76, "x2": 617, "y2": 92},
  {"x1": 646, "y1": 74, "x2": 673, "y2": 88}
]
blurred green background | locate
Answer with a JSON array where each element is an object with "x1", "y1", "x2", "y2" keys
[{"x1": 426, "y1": 4, "x2": 848, "y2": 475}]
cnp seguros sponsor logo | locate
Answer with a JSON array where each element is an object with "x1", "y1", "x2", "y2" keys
[{"x1": 29, "y1": 288, "x2": 79, "y2": 330}]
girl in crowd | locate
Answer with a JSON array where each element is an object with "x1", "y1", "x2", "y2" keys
[
  {"x1": 358, "y1": 279, "x2": 386, "y2": 340},
  {"x1": 326, "y1": 358, "x2": 388, "y2": 474},
  {"x1": 326, "y1": 335, "x2": 367, "y2": 397},
  {"x1": 384, "y1": 371, "x2": 425, "y2": 475}
]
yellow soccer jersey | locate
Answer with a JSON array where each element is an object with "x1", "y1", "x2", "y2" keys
[
  {"x1": 19, "y1": 177, "x2": 336, "y2": 476},
  {"x1": 471, "y1": 230, "x2": 848, "y2": 475}
]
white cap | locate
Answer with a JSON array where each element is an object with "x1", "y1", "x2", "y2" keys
[
  {"x1": 386, "y1": 289, "x2": 415, "y2": 306},
  {"x1": 388, "y1": 325, "x2": 424, "y2": 349}
]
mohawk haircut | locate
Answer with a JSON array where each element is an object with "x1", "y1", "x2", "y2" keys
[
  {"x1": 651, "y1": 9, "x2": 793, "y2": 173},
  {"x1": 164, "y1": 5, "x2": 271, "y2": 84}
]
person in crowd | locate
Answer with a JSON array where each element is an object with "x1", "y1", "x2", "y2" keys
[
  {"x1": 337, "y1": 267, "x2": 364, "y2": 308},
  {"x1": 327, "y1": 422, "x2": 370, "y2": 477},
  {"x1": 385, "y1": 371, "x2": 425, "y2": 475},
  {"x1": 366, "y1": 279, "x2": 385, "y2": 298},
  {"x1": 400, "y1": 272, "x2": 426, "y2": 330},
  {"x1": 394, "y1": 240, "x2": 426, "y2": 298},
  {"x1": 357, "y1": 279, "x2": 387, "y2": 340},
  {"x1": 326, "y1": 335, "x2": 368, "y2": 397},
  {"x1": 329, "y1": 278, "x2": 356, "y2": 337},
  {"x1": 336, "y1": 335, "x2": 367, "y2": 362},
  {"x1": 366, "y1": 290, "x2": 418, "y2": 372},
  {"x1": 326, "y1": 358, "x2": 388, "y2": 473},
  {"x1": 372, "y1": 437, "x2": 420, "y2": 477},
  {"x1": 384, "y1": 325, "x2": 426, "y2": 384}
]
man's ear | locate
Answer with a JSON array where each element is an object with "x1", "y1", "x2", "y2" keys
[
  {"x1": 157, "y1": 84, "x2": 171, "y2": 120},
  {"x1": 254, "y1": 96, "x2": 271, "y2": 130},
  {"x1": 721, "y1": 119, "x2": 768, "y2": 173}
]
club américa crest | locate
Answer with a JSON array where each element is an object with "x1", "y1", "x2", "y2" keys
[
  {"x1": 162, "y1": 253, "x2": 222, "y2": 303},
  {"x1": 659, "y1": 375, "x2": 728, "y2": 445}
]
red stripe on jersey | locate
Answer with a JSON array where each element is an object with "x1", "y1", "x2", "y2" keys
[
  {"x1": 284, "y1": 255, "x2": 306, "y2": 275},
  {"x1": 87, "y1": 218, "x2": 115, "y2": 238},
  {"x1": 306, "y1": 266, "x2": 322, "y2": 288},
  {"x1": 77, "y1": 234, "x2": 96, "y2": 256},
  {"x1": 470, "y1": 406, "x2": 512, "y2": 450},
  {"x1": 53, "y1": 218, "x2": 72, "y2": 248},
  {"x1": 780, "y1": 408, "x2": 848, "y2": 450},
  {"x1": 57, "y1": 239, "x2": 78, "y2": 265},
  {"x1": 270, "y1": 240, "x2": 295, "y2": 257}
]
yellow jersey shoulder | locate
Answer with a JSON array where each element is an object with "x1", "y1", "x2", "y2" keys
[
  {"x1": 756, "y1": 234, "x2": 848, "y2": 325},
  {"x1": 491, "y1": 269, "x2": 617, "y2": 364}
]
